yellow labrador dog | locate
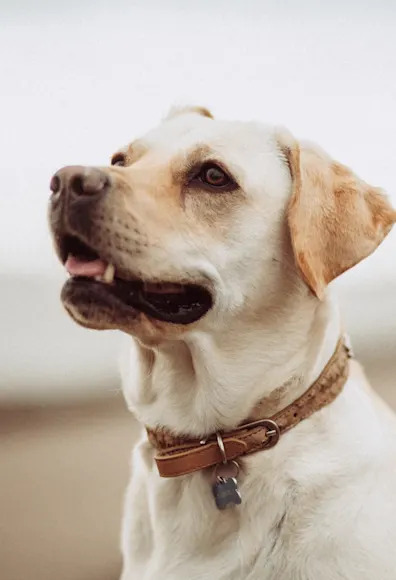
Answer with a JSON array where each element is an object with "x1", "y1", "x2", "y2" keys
[{"x1": 49, "y1": 107, "x2": 396, "y2": 580}]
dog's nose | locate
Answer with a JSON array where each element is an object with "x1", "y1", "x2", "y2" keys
[{"x1": 50, "y1": 166, "x2": 110, "y2": 198}]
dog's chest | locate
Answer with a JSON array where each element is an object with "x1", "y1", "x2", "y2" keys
[
  {"x1": 121, "y1": 377, "x2": 396, "y2": 580},
  {"x1": 121, "y1": 451, "x2": 298, "y2": 580}
]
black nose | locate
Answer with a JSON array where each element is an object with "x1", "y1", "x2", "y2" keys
[{"x1": 50, "y1": 166, "x2": 110, "y2": 198}]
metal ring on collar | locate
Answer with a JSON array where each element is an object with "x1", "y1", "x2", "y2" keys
[{"x1": 216, "y1": 432, "x2": 228, "y2": 464}]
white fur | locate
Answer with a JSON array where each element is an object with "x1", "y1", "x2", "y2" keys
[{"x1": 118, "y1": 114, "x2": 396, "y2": 579}]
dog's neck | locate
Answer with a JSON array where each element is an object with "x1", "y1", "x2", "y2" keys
[{"x1": 123, "y1": 291, "x2": 341, "y2": 438}]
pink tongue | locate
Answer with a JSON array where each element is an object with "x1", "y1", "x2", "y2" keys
[{"x1": 65, "y1": 255, "x2": 107, "y2": 278}]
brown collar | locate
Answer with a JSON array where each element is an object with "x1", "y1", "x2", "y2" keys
[{"x1": 147, "y1": 338, "x2": 351, "y2": 478}]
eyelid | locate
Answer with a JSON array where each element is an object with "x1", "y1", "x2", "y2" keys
[
  {"x1": 187, "y1": 160, "x2": 238, "y2": 188},
  {"x1": 187, "y1": 160, "x2": 230, "y2": 180}
]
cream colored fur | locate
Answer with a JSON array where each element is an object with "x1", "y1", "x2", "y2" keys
[{"x1": 110, "y1": 110, "x2": 396, "y2": 579}]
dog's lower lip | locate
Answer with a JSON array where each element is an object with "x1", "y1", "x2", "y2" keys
[{"x1": 66, "y1": 276, "x2": 213, "y2": 324}]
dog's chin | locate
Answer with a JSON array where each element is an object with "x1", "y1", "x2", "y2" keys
[
  {"x1": 61, "y1": 278, "x2": 140, "y2": 332},
  {"x1": 61, "y1": 277, "x2": 213, "y2": 342}
]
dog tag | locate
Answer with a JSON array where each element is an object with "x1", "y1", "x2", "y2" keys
[
  {"x1": 212, "y1": 476, "x2": 242, "y2": 510},
  {"x1": 212, "y1": 461, "x2": 242, "y2": 510}
]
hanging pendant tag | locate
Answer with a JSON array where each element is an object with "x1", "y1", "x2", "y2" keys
[{"x1": 212, "y1": 460, "x2": 242, "y2": 510}]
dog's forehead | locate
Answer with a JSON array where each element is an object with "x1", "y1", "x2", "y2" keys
[
  {"x1": 135, "y1": 114, "x2": 280, "y2": 163},
  {"x1": 120, "y1": 115, "x2": 290, "y2": 199}
]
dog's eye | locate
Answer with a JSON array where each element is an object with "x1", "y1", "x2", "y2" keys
[
  {"x1": 198, "y1": 163, "x2": 233, "y2": 189},
  {"x1": 111, "y1": 153, "x2": 126, "y2": 167}
]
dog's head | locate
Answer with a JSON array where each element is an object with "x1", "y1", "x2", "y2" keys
[{"x1": 49, "y1": 107, "x2": 395, "y2": 344}]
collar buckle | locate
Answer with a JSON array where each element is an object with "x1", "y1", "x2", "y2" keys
[{"x1": 240, "y1": 418, "x2": 281, "y2": 449}]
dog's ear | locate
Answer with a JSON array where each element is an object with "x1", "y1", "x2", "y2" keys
[
  {"x1": 277, "y1": 129, "x2": 396, "y2": 299},
  {"x1": 165, "y1": 105, "x2": 213, "y2": 120}
]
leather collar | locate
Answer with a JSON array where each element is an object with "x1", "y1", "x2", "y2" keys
[{"x1": 146, "y1": 338, "x2": 351, "y2": 478}]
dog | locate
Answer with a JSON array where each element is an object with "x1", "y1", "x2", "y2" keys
[{"x1": 49, "y1": 106, "x2": 396, "y2": 580}]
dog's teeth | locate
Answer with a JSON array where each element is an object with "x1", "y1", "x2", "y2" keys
[{"x1": 102, "y1": 263, "x2": 115, "y2": 284}]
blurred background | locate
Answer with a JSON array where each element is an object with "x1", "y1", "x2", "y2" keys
[{"x1": 1, "y1": 1, "x2": 395, "y2": 579}]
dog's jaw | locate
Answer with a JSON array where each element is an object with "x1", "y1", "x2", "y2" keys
[{"x1": 122, "y1": 285, "x2": 341, "y2": 438}]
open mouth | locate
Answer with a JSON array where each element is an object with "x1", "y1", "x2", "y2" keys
[{"x1": 60, "y1": 235, "x2": 213, "y2": 324}]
